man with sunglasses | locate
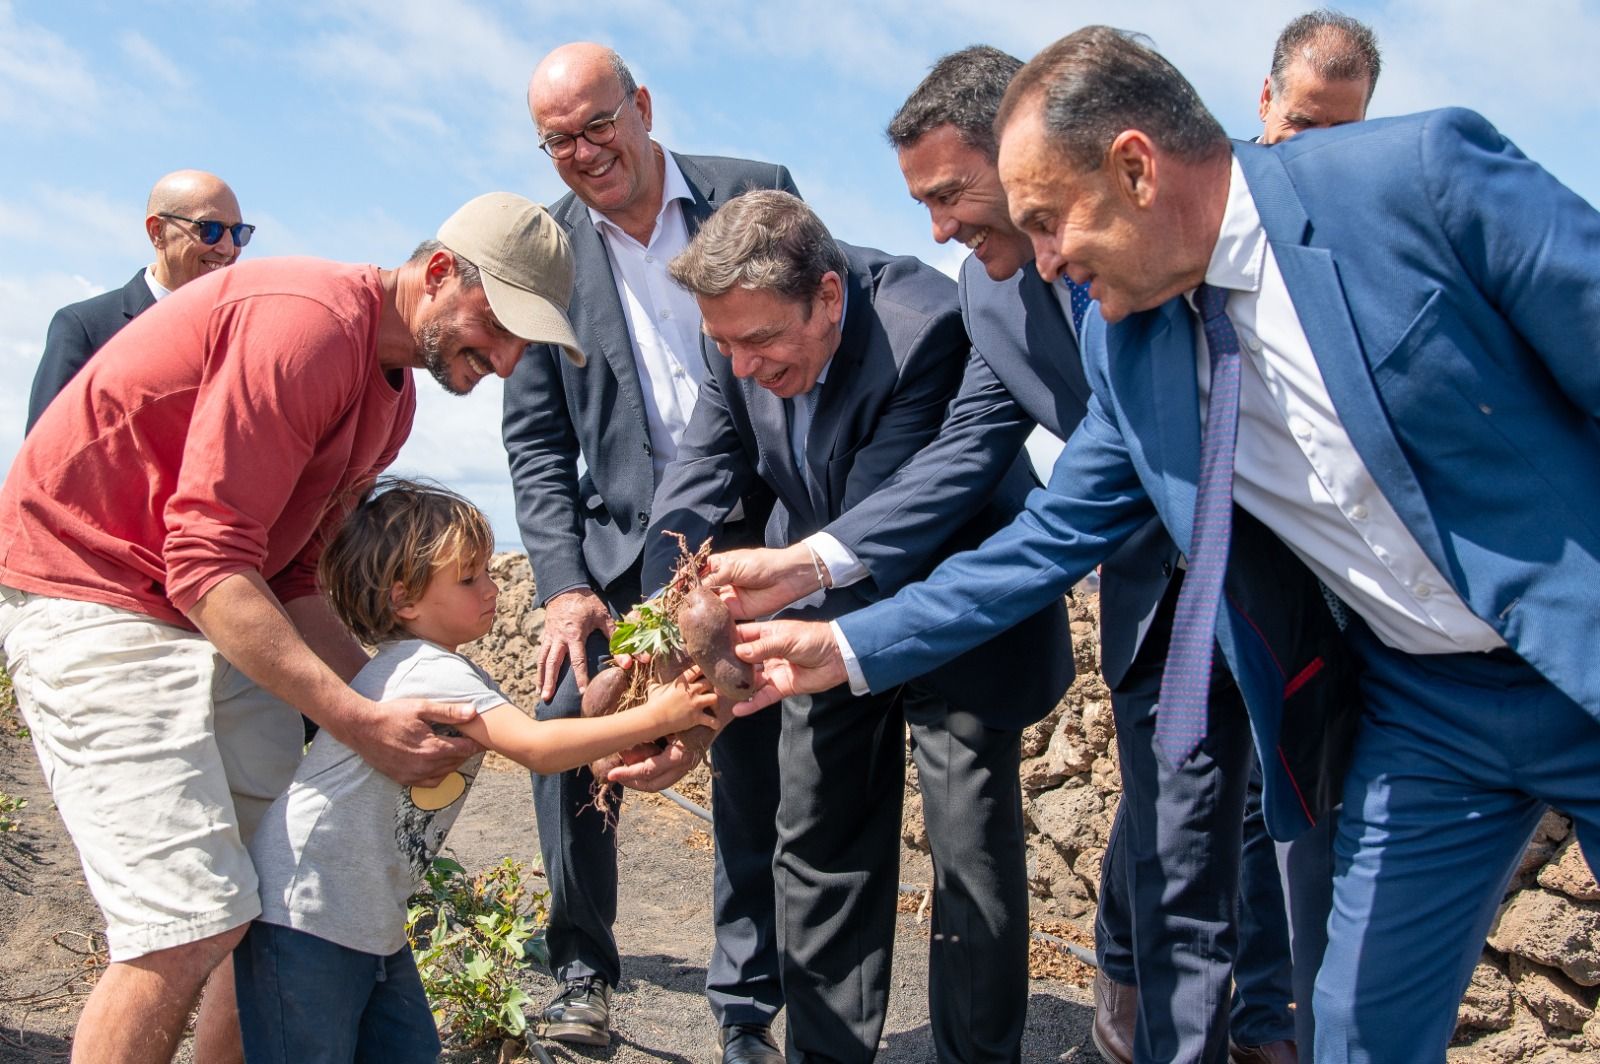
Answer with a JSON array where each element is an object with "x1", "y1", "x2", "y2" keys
[
  {"x1": 504, "y1": 42, "x2": 796, "y2": 1060},
  {"x1": 26, "y1": 169, "x2": 254, "y2": 432}
]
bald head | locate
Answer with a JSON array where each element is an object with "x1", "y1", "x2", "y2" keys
[
  {"x1": 526, "y1": 42, "x2": 662, "y2": 237},
  {"x1": 145, "y1": 170, "x2": 248, "y2": 290}
]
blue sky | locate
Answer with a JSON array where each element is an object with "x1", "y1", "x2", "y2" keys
[{"x1": 3, "y1": 0, "x2": 1597, "y2": 550}]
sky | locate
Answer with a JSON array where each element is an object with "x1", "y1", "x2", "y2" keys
[{"x1": 3, "y1": 0, "x2": 1597, "y2": 550}]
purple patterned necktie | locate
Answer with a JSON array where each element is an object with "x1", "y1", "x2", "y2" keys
[
  {"x1": 1155, "y1": 283, "x2": 1243, "y2": 767},
  {"x1": 1066, "y1": 280, "x2": 1092, "y2": 336}
]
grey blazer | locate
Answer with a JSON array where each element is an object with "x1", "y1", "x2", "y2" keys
[{"x1": 502, "y1": 152, "x2": 798, "y2": 604}]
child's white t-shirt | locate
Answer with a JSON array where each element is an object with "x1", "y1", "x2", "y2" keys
[{"x1": 250, "y1": 639, "x2": 506, "y2": 954}]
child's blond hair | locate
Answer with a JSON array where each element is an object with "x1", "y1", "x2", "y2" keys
[{"x1": 318, "y1": 478, "x2": 494, "y2": 645}]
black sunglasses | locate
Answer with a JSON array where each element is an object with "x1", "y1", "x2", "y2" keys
[{"x1": 160, "y1": 213, "x2": 256, "y2": 247}]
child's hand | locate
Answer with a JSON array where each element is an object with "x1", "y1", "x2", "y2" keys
[{"x1": 649, "y1": 665, "x2": 720, "y2": 735}]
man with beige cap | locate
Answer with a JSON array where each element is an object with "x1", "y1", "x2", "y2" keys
[{"x1": 0, "y1": 192, "x2": 578, "y2": 1064}]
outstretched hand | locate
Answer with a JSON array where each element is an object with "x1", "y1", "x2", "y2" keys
[
  {"x1": 728, "y1": 619, "x2": 849, "y2": 715},
  {"x1": 605, "y1": 736, "x2": 699, "y2": 792},
  {"x1": 703, "y1": 545, "x2": 823, "y2": 620}
]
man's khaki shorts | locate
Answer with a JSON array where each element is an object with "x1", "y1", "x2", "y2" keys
[{"x1": 0, "y1": 585, "x2": 303, "y2": 961}]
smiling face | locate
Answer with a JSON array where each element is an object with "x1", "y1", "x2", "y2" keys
[
  {"x1": 395, "y1": 558, "x2": 500, "y2": 651},
  {"x1": 413, "y1": 267, "x2": 528, "y2": 395},
  {"x1": 1259, "y1": 59, "x2": 1370, "y2": 144},
  {"x1": 529, "y1": 48, "x2": 661, "y2": 233},
  {"x1": 698, "y1": 275, "x2": 843, "y2": 399},
  {"x1": 897, "y1": 124, "x2": 1033, "y2": 282},
  {"x1": 147, "y1": 176, "x2": 245, "y2": 289},
  {"x1": 998, "y1": 102, "x2": 1202, "y2": 324}
]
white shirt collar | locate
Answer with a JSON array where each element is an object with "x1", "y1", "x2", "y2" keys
[
  {"x1": 1189, "y1": 155, "x2": 1267, "y2": 308},
  {"x1": 587, "y1": 145, "x2": 693, "y2": 238},
  {"x1": 144, "y1": 266, "x2": 173, "y2": 301}
]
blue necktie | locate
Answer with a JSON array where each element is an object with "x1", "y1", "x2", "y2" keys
[
  {"x1": 1066, "y1": 280, "x2": 1091, "y2": 336},
  {"x1": 1155, "y1": 284, "x2": 1242, "y2": 767}
]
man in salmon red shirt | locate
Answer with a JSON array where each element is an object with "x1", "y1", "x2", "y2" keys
[{"x1": 0, "y1": 192, "x2": 581, "y2": 1064}]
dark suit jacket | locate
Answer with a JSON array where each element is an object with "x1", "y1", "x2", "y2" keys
[
  {"x1": 28, "y1": 270, "x2": 156, "y2": 432},
  {"x1": 641, "y1": 244, "x2": 1072, "y2": 729},
  {"x1": 502, "y1": 153, "x2": 796, "y2": 605},
  {"x1": 839, "y1": 107, "x2": 1597, "y2": 838},
  {"x1": 828, "y1": 254, "x2": 1182, "y2": 688}
]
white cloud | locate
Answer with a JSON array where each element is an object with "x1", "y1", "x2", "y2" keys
[
  {"x1": 0, "y1": 271, "x2": 107, "y2": 465},
  {"x1": 0, "y1": 1, "x2": 100, "y2": 129},
  {"x1": 118, "y1": 31, "x2": 189, "y2": 91}
]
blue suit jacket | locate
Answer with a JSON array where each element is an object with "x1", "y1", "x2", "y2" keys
[
  {"x1": 643, "y1": 243, "x2": 1073, "y2": 728},
  {"x1": 837, "y1": 108, "x2": 1593, "y2": 839},
  {"x1": 502, "y1": 154, "x2": 796, "y2": 604},
  {"x1": 28, "y1": 270, "x2": 156, "y2": 433}
]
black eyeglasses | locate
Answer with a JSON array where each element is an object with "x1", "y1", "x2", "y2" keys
[
  {"x1": 538, "y1": 98, "x2": 629, "y2": 159},
  {"x1": 159, "y1": 213, "x2": 256, "y2": 247}
]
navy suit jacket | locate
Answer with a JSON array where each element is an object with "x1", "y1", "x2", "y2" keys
[
  {"x1": 28, "y1": 270, "x2": 156, "y2": 432},
  {"x1": 835, "y1": 254, "x2": 1181, "y2": 688},
  {"x1": 642, "y1": 243, "x2": 1073, "y2": 728},
  {"x1": 836, "y1": 109, "x2": 1590, "y2": 839},
  {"x1": 502, "y1": 153, "x2": 796, "y2": 604}
]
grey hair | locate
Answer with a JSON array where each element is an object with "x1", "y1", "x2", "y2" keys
[
  {"x1": 669, "y1": 190, "x2": 846, "y2": 304},
  {"x1": 995, "y1": 26, "x2": 1227, "y2": 172},
  {"x1": 886, "y1": 45, "x2": 1023, "y2": 160},
  {"x1": 1270, "y1": 9, "x2": 1382, "y2": 101},
  {"x1": 407, "y1": 239, "x2": 482, "y2": 289},
  {"x1": 609, "y1": 49, "x2": 638, "y2": 98}
]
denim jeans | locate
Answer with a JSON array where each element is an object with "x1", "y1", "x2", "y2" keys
[{"x1": 234, "y1": 921, "x2": 441, "y2": 1063}]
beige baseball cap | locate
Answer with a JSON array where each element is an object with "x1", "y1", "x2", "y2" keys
[{"x1": 437, "y1": 192, "x2": 585, "y2": 367}]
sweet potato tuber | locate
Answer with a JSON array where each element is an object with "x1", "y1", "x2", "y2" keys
[
  {"x1": 675, "y1": 585, "x2": 754, "y2": 703},
  {"x1": 581, "y1": 665, "x2": 631, "y2": 718}
]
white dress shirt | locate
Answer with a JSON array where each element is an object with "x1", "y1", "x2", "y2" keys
[
  {"x1": 1194, "y1": 157, "x2": 1503, "y2": 654},
  {"x1": 589, "y1": 151, "x2": 706, "y2": 483},
  {"x1": 144, "y1": 267, "x2": 173, "y2": 302}
]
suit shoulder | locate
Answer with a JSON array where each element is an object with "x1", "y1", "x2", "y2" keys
[{"x1": 844, "y1": 243, "x2": 957, "y2": 318}]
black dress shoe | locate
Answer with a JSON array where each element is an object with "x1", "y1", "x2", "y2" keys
[
  {"x1": 719, "y1": 1023, "x2": 782, "y2": 1064},
  {"x1": 536, "y1": 976, "x2": 611, "y2": 1046}
]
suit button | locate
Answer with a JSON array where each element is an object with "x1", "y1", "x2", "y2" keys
[
  {"x1": 637, "y1": 511, "x2": 649, "y2": 524},
  {"x1": 642, "y1": 442, "x2": 652, "y2": 456},
  {"x1": 1162, "y1": 561, "x2": 1174, "y2": 577}
]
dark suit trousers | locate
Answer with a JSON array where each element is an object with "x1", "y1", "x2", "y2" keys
[
  {"x1": 531, "y1": 563, "x2": 782, "y2": 1022},
  {"x1": 1094, "y1": 581, "x2": 1299, "y2": 1064},
  {"x1": 776, "y1": 683, "x2": 1028, "y2": 1064}
]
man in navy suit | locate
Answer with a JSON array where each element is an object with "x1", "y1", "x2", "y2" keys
[
  {"x1": 730, "y1": 26, "x2": 1600, "y2": 1062},
  {"x1": 504, "y1": 43, "x2": 797, "y2": 1056},
  {"x1": 27, "y1": 169, "x2": 250, "y2": 432},
  {"x1": 640, "y1": 189, "x2": 1070, "y2": 1063}
]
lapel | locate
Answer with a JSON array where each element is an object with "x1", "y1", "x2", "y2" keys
[
  {"x1": 804, "y1": 265, "x2": 873, "y2": 520},
  {"x1": 1237, "y1": 146, "x2": 1450, "y2": 573},
  {"x1": 742, "y1": 368, "x2": 815, "y2": 527},
  {"x1": 674, "y1": 153, "x2": 718, "y2": 236},
  {"x1": 1016, "y1": 266, "x2": 1093, "y2": 409},
  {"x1": 561, "y1": 196, "x2": 648, "y2": 426},
  {"x1": 122, "y1": 270, "x2": 156, "y2": 319}
]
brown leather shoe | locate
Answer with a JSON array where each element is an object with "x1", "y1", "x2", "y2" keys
[
  {"x1": 1090, "y1": 970, "x2": 1136, "y2": 1064},
  {"x1": 1229, "y1": 1040, "x2": 1298, "y2": 1064}
]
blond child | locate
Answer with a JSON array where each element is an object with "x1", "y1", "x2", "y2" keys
[{"x1": 234, "y1": 480, "x2": 714, "y2": 1063}]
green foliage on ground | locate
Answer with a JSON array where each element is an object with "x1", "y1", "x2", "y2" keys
[{"x1": 406, "y1": 856, "x2": 549, "y2": 1048}]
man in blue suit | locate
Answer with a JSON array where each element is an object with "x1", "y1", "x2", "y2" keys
[
  {"x1": 504, "y1": 43, "x2": 797, "y2": 1055},
  {"x1": 641, "y1": 189, "x2": 1071, "y2": 1063},
  {"x1": 27, "y1": 169, "x2": 251, "y2": 433},
  {"x1": 729, "y1": 26, "x2": 1600, "y2": 1062}
]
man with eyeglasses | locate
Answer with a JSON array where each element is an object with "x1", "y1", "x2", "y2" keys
[
  {"x1": 26, "y1": 169, "x2": 254, "y2": 432},
  {"x1": 0, "y1": 192, "x2": 580, "y2": 1064},
  {"x1": 504, "y1": 42, "x2": 797, "y2": 1061}
]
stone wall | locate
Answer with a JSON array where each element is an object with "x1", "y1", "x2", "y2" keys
[{"x1": 470, "y1": 554, "x2": 1599, "y2": 1060}]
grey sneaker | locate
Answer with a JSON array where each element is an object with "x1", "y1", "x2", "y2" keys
[{"x1": 536, "y1": 976, "x2": 611, "y2": 1046}]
